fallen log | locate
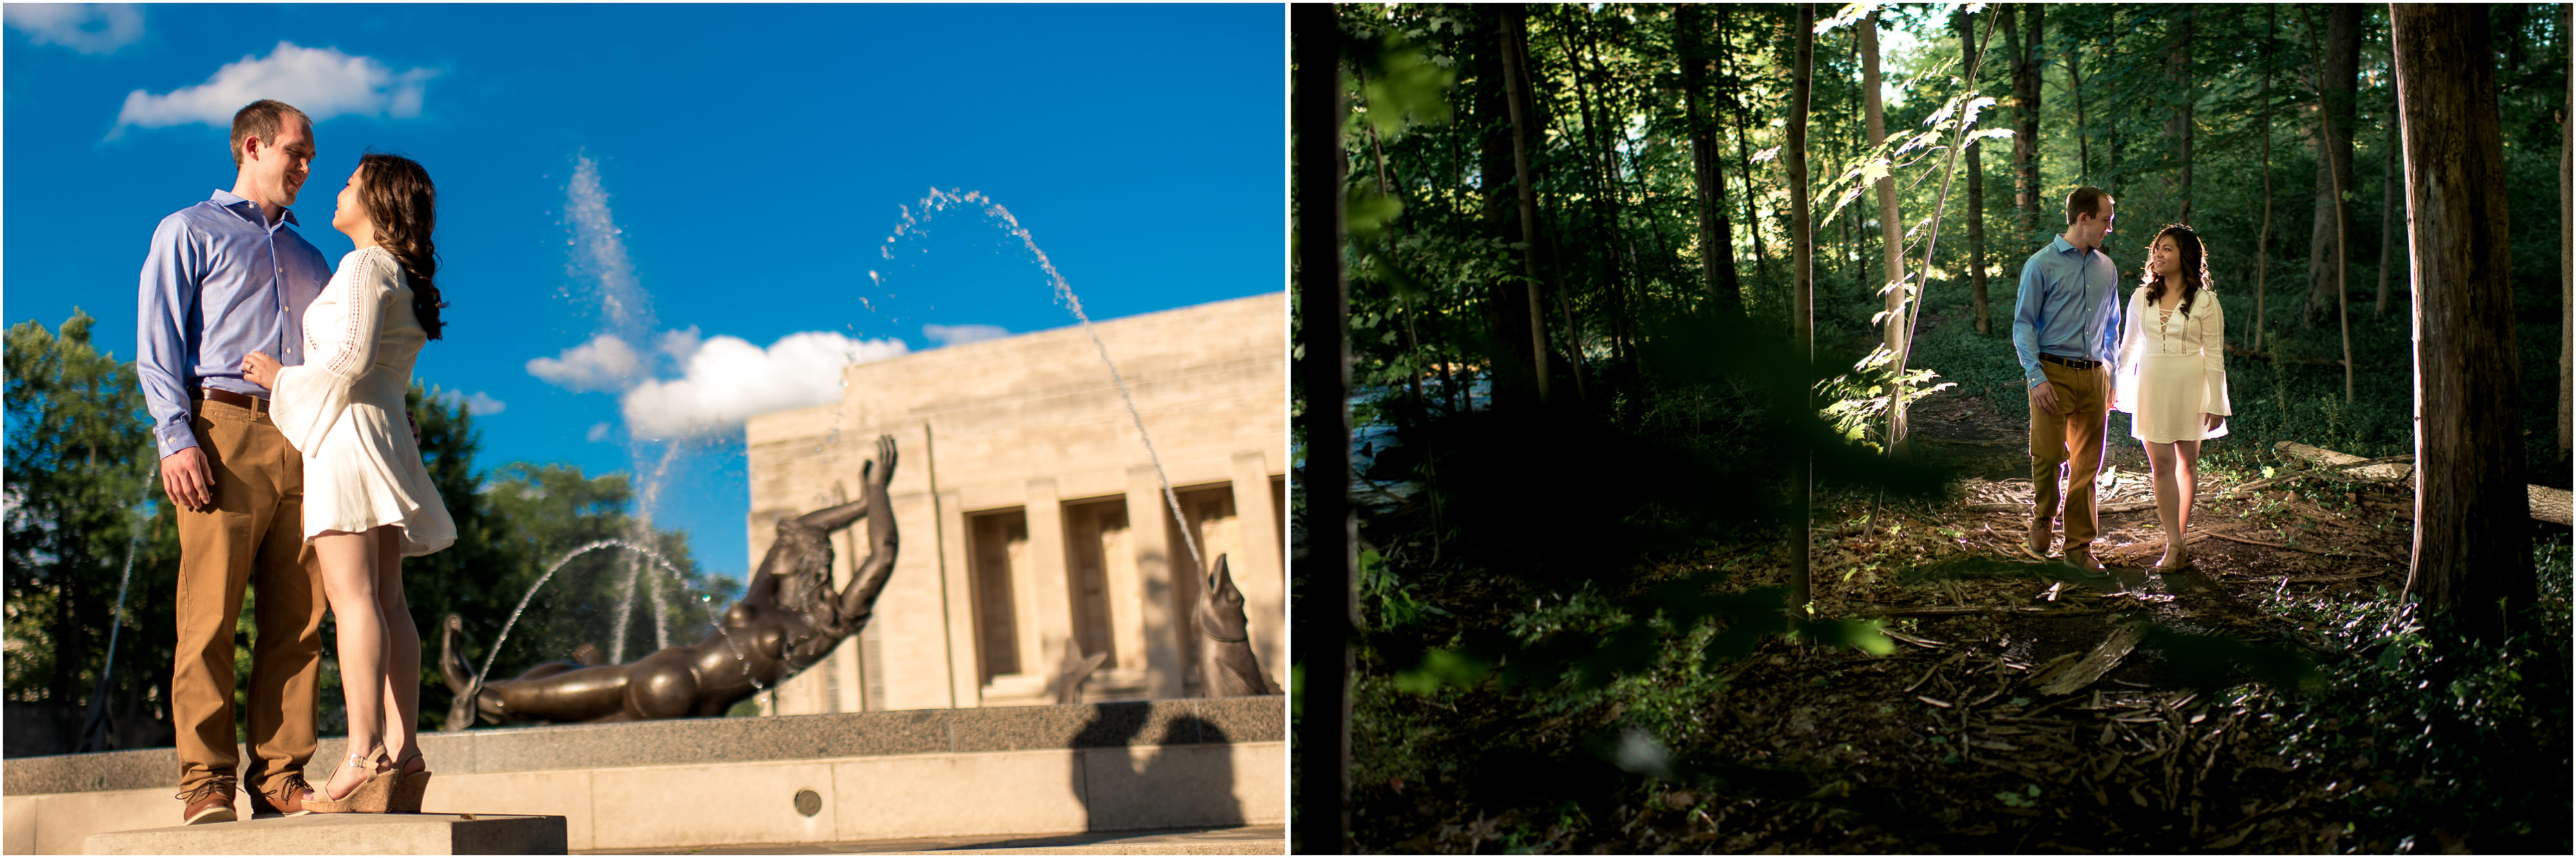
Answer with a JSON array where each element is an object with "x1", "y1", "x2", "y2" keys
[
  {"x1": 1852, "y1": 604, "x2": 2108, "y2": 618},
  {"x1": 2202, "y1": 530, "x2": 2400, "y2": 561},
  {"x1": 2033, "y1": 623, "x2": 2146, "y2": 696},
  {"x1": 2274, "y1": 441, "x2": 2570, "y2": 525}
]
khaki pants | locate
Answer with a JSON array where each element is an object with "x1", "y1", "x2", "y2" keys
[
  {"x1": 171, "y1": 398, "x2": 324, "y2": 797},
  {"x1": 2030, "y1": 361, "x2": 2111, "y2": 555}
]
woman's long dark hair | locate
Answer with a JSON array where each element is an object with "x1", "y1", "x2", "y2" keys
[
  {"x1": 358, "y1": 152, "x2": 444, "y2": 340},
  {"x1": 2141, "y1": 223, "x2": 2211, "y2": 317}
]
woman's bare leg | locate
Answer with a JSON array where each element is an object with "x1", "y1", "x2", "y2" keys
[
  {"x1": 372, "y1": 527, "x2": 422, "y2": 769},
  {"x1": 2145, "y1": 440, "x2": 2183, "y2": 567},
  {"x1": 312, "y1": 530, "x2": 384, "y2": 799},
  {"x1": 2175, "y1": 439, "x2": 2202, "y2": 563}
]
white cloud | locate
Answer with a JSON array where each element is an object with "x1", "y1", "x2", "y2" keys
[
  {"x1": 111, "y1": 41, "x2": 436, "y2": 136},
  {"x1": 655, "y1": 326, "x2": 702, "y2": 363},
  {"x1": 431, "y1": 389, "x2": 504, "y2": 416},
  {"x1": 923, "y1": 322, "x2": 1010, "y2": 348},
  {"x1": 526, "y1": 334, "x2": 646, "y2": 392},
  {"x1": 586, "y1": 422, "x2": 612, "y2": 443},
  {"x1": 620, "y1": 331, "x2": 908, "y2": 438},
  {"x1": 5, "y1": 4, "x2": 141, "y2": 54}
]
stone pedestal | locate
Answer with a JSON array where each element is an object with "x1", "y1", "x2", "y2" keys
[{"x1": 82, "y1": 814, "x2": 566, "y2": 855}]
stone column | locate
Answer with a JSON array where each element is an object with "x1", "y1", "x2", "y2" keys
[
  {"x1": 1125, "y1": 465, "x2": 1186, "y2": 699},
  {"x1": 1229, "y1": 451, "x2": 1287, "y2": 684},
  {"x1": 1098, "y1": 508, "x2": 1147, "y2": 674},
  {"x1": 833, "y1": 508, "x2": 865, "y2": 713},
  {"x1": 936, "y1": 488, "x2": 979, "y2": 707},
  {"x1": 1021, "y1": 478, "x2": 1075, "y2": 684}
]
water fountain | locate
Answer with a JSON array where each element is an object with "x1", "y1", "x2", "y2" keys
[
  {"x1": 873, "y1": 188, "x2": 1205, "y2": 572},
  {"x1": 456, "y1": 167, "x2": 1253, "y2": 725}
]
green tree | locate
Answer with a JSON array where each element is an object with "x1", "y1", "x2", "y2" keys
[
  {"x1": 4, "y1": 310, "x2": 171, "y2": 752},
  {"x1": 400, "y1": 389, "x2": 739, "y2": 731}
]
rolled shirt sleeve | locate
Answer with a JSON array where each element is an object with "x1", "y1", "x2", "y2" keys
[
  {"x1": 2011, "y1": 256, "x2": 2049, "y2": 390},
  {"x1": 136, "y1": 216, "x2": 205, "y2": 458}
]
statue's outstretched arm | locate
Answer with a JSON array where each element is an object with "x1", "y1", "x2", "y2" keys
[
  {"x1": 833, "y1": 435, "x2": 901, "y2": 626},
  {"x1": 793, "y1": 494, "x2": 871, "y2": 533}
]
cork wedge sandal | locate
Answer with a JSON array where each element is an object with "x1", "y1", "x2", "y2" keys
[
  {"x1": 303, "y1": 750, "x2": 395, "y2": 814},
  {"x1": 387, "y1": 751, "x2": 433, "y2": 814}
]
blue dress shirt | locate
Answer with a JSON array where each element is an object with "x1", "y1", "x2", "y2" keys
[
  {"x1": 2010, "y1": 235, "x2": 2123, "y2": 391},
  {"x1": 136, "y1": 190, "x2": 334, "y2": 457}
]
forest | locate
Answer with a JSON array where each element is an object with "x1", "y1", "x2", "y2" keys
[{"x1": 1294, "y1": 3, "x2": 2568, "y2": 853}]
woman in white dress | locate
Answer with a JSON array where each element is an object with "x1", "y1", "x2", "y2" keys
[
  {"x1": 241, "y1": 153, "x2": 454, "y2": 813},
  {"x1": 2110, "y1": 224, "x2": 2231, "y2": 571}
]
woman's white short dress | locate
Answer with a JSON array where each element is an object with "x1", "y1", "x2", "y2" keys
[
  {"x1": 2111, "y1": 284, "x2": 2232, "y2": 443},
  {"x1": 270, "y1": 246, "x2": 457, "y2": 557}
]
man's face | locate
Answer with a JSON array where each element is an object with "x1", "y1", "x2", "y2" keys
[
  {"x1": 2079, "y1": 199, "x2": 2118, "y2": 249},
  {"x1": 242, "y1": 118, "x2": 315, "y2": 207}
]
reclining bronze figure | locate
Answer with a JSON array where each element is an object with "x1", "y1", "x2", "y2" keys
[{"x1": 439, "y1": 435, "x2": 900, "y2": 727}]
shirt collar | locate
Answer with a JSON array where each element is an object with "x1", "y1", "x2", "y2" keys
[{"x1": 209, "y1": 189, "x2": 300, "y2": 228}]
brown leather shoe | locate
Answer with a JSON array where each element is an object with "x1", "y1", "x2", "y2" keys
[
  {"x1": 176, "y1": 779, "x2": 236, "y2": 825},
  {"x1": 2028, "y1": 518, "x2": 2055, "y2": 557},
  {"x1": 2065, "y1": 548, "x2": 2104, "y2": 573},
  {"x1": 248, "y1": 774, "x2": 315, "y2": 817}
]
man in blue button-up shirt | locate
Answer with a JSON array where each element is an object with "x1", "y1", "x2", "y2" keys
[
  {"x1": 2011, "y1": 187, "x2": 2121, "y2": 570},
  {"x1": 136, "y1": 99, "x2": 334, "y2": 824}
]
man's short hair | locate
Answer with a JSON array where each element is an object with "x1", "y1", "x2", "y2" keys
[
  {"x1": 2065, "y1": 186, "x2": 2112, "y2": 226},
  {"x1": 230, "y1": 100, "x2": 310, "y2": 169}
]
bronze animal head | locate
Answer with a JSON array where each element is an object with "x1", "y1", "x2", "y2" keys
[{"x1": 1193, "y1": 554, "x2": 1251, "y2": 646}]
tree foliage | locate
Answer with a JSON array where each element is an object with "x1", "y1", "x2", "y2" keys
[{"x1": 1, "y1": 312, "x2": 741, "y2": 746}]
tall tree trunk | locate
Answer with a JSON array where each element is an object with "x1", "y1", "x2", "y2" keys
[
  {"x1": 2304, "y1": 10, "x2": 2358, "y2": 401},
  {"x1": 1886, "y1": 8, "x2": 1995, "y2": 463},
  {"x1": 2069, "y1": 33, "x2": 2090, "y2": 182},
  {"x1": 1567, "y1": 10, "x2": 1636, "y2": 368},
  {"x1": 1680, "y1": 4, "x2": 1745, "y2": 317},
  {"x1": 1477, "y1": 8, "x2": 1537, "y2": 404},
  {"x1": 2306, "y1": 5, "x2": 2362, "y2": 330},
  {"x1": 2166, "y1": 12, "x2": 2195, "y2": 222},
  {"x1": 1499, "y1": 5, "x2": 1554, "y2": 404},
  {"x1": 2101, "y1": 14, "x2": 2121, "y2": 184},
  {"x1": 1862, "y1": 10, "x2": 1909, "y2": 454},
  {"x1": 2010, "y1": 4, "x2": 2043, "y2": 240},
  {"x1": 1287, "y1": 5, "x2": 1348, "y2": 848},
  {"x1": 1790, "y1": 2, "x2": 1815, "y2": 609},
  {"x1": 2562, "y1": 6, "x2": 2572, "y2": 465},
  {"x1": 1960, "y1": 9, "x2": 1990, "y2": 335},
  {"x1": 2255, "y1": 5, "x2": 2275, "y2": 353},
  {"x1": 1721, "y1": 6, "x2": 1774, "y2": 291},
  {"x1": 2378, "y1": 80, "x2": 2397, "y2": 317},
  {"x1": 2392, "y1": 3, "x2": 2530, "y2": 642}
]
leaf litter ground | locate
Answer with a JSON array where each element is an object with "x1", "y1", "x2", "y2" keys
[{"x1": 1347, "y1": 385, "x2": 2557, "y2": 854}]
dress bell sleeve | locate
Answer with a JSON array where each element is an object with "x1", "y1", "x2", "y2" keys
[
  {"x1": 2110, "y1": 288, "x2": 2144, "y2": 413},
  {"x1": 270, "y1": 249, "x2": 395, "y2": 455},
  {"x1": 2199, "y1": 290, "x2": 2231, "y2": 417}
]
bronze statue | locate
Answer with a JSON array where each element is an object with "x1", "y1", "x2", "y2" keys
[
  {"x1": 439, "y1": 436, "x2": 900, "y2": 726},
  {"x1": 1195, "y1": 554, "x2": 1280, "y2": 696}
]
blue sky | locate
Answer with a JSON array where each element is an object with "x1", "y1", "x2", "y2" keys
[{"x1": 5, "y1": 3, "x2": 1285, "y2": 577}]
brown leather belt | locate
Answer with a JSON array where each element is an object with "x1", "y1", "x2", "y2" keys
[
  {"x1": 194, "y1": 387, "x2": 269, "y2": 413},
  {"x1": 2040, "y1": 353, "x2": 2103, "y2": 371}
]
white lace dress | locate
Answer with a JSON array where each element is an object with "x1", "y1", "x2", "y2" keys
[
  {"x1": 269, "y1": 246, "x2": 456, "y2": 556},
  {"x1": 2112, "y1": 284, "x2": 2231, "y2": 443}
]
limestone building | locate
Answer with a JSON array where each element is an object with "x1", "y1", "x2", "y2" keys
[{"x1": 743, "y1": 294, "x2": 1286, "y2": 712}]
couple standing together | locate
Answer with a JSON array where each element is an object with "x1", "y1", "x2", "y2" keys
[
  {"x1": 2013, "y1": 187, "x2": 2232, "y2": 572},
  {"x1": 143, "y1": 99, "x2": 455, "y2": 822}
]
